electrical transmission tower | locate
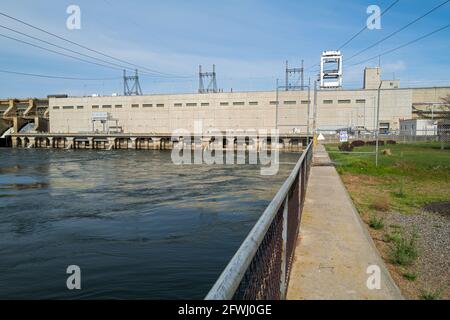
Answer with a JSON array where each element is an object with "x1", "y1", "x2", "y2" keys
[
  {"x1": 123, "y1": 69, "x2": 143, "y2": 96},
  {"x1": 198, "y1": 65, "x2": 218, "y2": 93},
  {"x1": 285, "y1": 60, "x2": 304, "y2": 91}
]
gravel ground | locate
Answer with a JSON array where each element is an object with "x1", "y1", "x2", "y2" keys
[{"x1": 383, "y1": 209, "x2": 449, "y2": 300}]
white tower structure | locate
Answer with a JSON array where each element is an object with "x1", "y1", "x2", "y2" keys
[{"x1": 320, "y1": 50, "x2": 343, "y2": 89}]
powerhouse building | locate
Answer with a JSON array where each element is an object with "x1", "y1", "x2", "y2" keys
[{"x1": 48, "y1": 68, "x2": 450, "y2": 135}]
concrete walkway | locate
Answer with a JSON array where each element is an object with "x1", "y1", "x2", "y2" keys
[{"x1": 287, "y1": 144, "x2": 403, "y2": 300}]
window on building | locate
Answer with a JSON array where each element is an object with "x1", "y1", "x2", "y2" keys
[
  {"x1": 233, "y1": 102, "x2": 245, "y2": 106},
  {"x1": 338, "y1": 100, "x2": 351, "y2": 104},
  {"x1": 102, "y1": 105, "x2": 112, "y2": 109},
  {"x1": 301, "y1": 100, "x2": 310, "y2": 104},
  {"x1": 284, "y1": 101, "x2": 296, "y2": 105},
  {"x1": 115, "y1": 105, "x2": 123, "y2": 108},
  {"x1": 53, "y1": 106, "x2": 60, "y2": 110},
  {"x1": 92, "y1": 105, "x2": 99, "y2": 109},
  {"x1": 174, "y1": 103, "x2": 182, "y2": 107},
  {"x1": 77, "y1": 106, "x2": 84, "y2": 109},
  {"x1": 62, "y1": 106, "x2": 74, "y2": 109},
  {"x1": 186, "y1": 103, "x2": 197, "y2": 107},
  {"x1": 249, "y1": 101, "x2": 258, "y2": 106},
  {"x1": 323, "y1": 100, "x2": 333, "y2": 104},
  {"x1": 356, "y1": 99, "x2": 366, "y2": 104},
  {"x1": 156, "y1": 104, "x2": 164, "y2": 107},
  {"x1": 379, "y1": 122, "x2": 390, "y2": 134},
  {"x1": 201, "y1": 103, "x2": 209, "y2": 106},
  {"x1": 131, "y1": 104, "x2": 139, "y2": 108},
  {"x1": 220, "y1": 102, "x2": 229, "y2": 106},
  {"x1": 143, "y1": 104, "x2": 153, "y2": 108},
  {"x1": 270, "y1": 101, "x2": 278, "y2": 105}
]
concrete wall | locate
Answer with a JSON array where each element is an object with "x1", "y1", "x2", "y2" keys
[
  {"x1": 364, "y1": 68, "x2": 381, "y2": 90},
  {"x1": 49, "y1": 88, "x2": 415, "y2": 135},
  {"x1": 412, "y1": 87, "x2": 450, "y2": 104}
]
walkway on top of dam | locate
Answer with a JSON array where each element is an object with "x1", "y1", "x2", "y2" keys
[{"x1": 287, "y1": 144, "x2": 403, "y2": 300}]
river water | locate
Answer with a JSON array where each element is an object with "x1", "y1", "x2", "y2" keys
[{"x1": 0, "y1": 148, "x2": 299, "y2": 299}]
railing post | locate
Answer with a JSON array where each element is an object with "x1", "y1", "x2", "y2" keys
[
  {"x1": 298, "y1": 165, "x2": 303, "y2": 209},
  {"x1": 280, "y1": 196, "x2": 289, "y2": 299}
]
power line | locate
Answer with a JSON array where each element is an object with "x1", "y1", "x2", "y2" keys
[
  {"x1": 347, "y1": 0, "x2": 450, "y2": 61},
  {"x1": 0, "y1": 69, "x2": 121, "y2": 81},
  {"x1": 0, "y1": 32, "x2": 126, "y2": 72},
  {"x1": 0, "y1": 11, "x2": 190, "y2": 78},
  {"x1": 349, "y1": 24, "x2": 450, "y2": 67},
  {"x1": 338, "y1": 0, "x2": 400, "y2": 50},
  {"x1": 0, "y1": 24, "x2": 144, "y2": 75}
]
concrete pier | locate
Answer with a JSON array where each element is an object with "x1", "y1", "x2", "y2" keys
[{"x1": 10, "y1": 133, "x2": 308, "y2": 152}]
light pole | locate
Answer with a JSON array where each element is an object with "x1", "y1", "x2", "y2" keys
[
  {"x1": 313, "y1": 79, "x2": 318, "y2": 146},
  {"x1": 307, "y1": 78, "x2": 311, "y2": 144},
  {"x1": 275, "y1": 78, "x2": 279, "y2": 130},
  {"x1": 375, "y1": 82, "x2": 382, "y2": 167}
]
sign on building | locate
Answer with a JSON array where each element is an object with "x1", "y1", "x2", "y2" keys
[
  {"x1": 339, "y1": 131, "x2": 349, "y2": 143},
  {"x1": 91, "y1": 112, "x2": 108, "y2": 121}
]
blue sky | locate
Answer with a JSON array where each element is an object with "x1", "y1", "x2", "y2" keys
[{"x1": 0, "y1": 0, "x2": 449, "y2": 97}]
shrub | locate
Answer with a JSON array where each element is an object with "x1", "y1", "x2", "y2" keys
[
  {"x1": 369, "y1": 214, "x2": 384, "y2": 230},
  {"x1": 389, "y1": 230, "x2": 419, "y2": 266},
  {"x1": 350, "y1": 140, "x2": 365, "y2": 148},
  {"x1": 387, "y1": 140, "x2": 397, "y2": 145},
  {"x1": 366, "y1": 140, "x2": 385, "y2": 146},
  {"x1": 420, "y1": 288, "x2": 441, "y2": 300},
  {"x1": 338, "y1": 142, "x2": 353, "y2": 152},
  {"x1": 402, "y1": 271, "x2": 417, "y2": 281}
]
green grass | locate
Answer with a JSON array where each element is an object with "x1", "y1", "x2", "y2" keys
[
  {"x1": 388, "y1": 230, "x2": 419, "y2": 266},
  {"x1": 419, "y1": 288, "x2": 442, "y2": 300},
  {"x1": 369, "y1": 214, "x2": 384, "y2": 230},
  {"x1": 402, "y1": 271, "x2": 418, "y2": 281},
  {"x1": 326, "y1": 142, "x2": 450, "y2": 215}
]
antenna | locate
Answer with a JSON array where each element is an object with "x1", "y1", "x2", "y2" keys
[
  {"x1": 198, "y1": 64, "x2": 218, "y2": 93},
  {"x1": 123, "y1": 69, "x2": 143, "y2": 96}
]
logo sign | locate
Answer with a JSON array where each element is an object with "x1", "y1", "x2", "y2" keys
[
  {"x1": 339, "y1": 131, "x2": 349, "y2": 143},
  {"x1": 92, "y1": 112, "x2": 108, "y2": 121}
]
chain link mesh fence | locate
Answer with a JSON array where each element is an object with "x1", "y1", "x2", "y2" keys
[{"x1": 206, "y1": 143, "x2": 313, "y2": 300}]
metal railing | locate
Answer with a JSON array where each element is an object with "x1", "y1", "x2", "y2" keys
[{"x1": 205, "y1": 142, "x2": 314, "y2": 300}]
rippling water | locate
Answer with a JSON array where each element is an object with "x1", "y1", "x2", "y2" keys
[{"x1": 0, "y1": 148, "x2": 299, "y2": 299}]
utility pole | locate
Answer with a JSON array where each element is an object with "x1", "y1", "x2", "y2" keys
[
  {"x1": 285, "y1": 60, "x2": 303, "y2": 91},
  {"x1": 199, "y1": 64, "x2": 218, "y2": 93},
  {"x1": 313, "y1": 79, "x2": 318, "y2": 146},
  {"x1": 199, "y1": 65, "x2": 204, "y2": 94},
  {"x1": 123, "y1": 69, "x2": 143, "y2": 96},
  {"x1": 285, "y1": 61, "x2": 289, "y2": 92},
  {"x1": 275, "y1": 78, "x2": 279, "y2": 130},
  {"x1": 307, "y1": 77, "x2": 311, "y2": 144},
  {"x1": 301, "y1": 59, "x2": 304, "y2": 91},
  {"x1": 376, "y1": 82, "x2": 382, "y2": 167}
]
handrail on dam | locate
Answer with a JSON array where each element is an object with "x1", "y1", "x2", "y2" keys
[{"x1": 205, "y1": 142, "x2": 314, "y2": 300}]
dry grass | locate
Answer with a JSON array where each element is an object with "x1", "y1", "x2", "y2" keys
[{"x1": 370, "y1": 196, "x2": 390, "y2": 212}]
